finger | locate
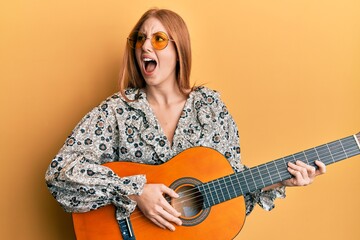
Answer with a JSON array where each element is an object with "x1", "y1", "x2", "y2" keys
[
  {"x1": 158, "y1": 206, "x2": 182, "y2": 226},
  {"x1": 153, "y1": 213, "x2": 177, "y2": 231},
  {"x1": 160, "y1": 185, "x2": 182, "y2": 216},
  {"x1": 288, "y1": 161, "x2": 308, "y2": 178},
  {"x1": 298, "y1": 161, "x2": 317, "y2": 177},
  {"x1": 293, "y1": 161, "x2": 316, "y2": 173},
  {"x1": 150, "y1": 217, "x2": 166, "y2": 230},
  {"x1": 161, "y1": 185, "x2": 179, "y2": 198},
  {"x1": 287, "y1": 167, "x2": 302, "y2": 179},
  {"x1": 288, "y1": 161, "x2": 305, "y2": 171},
  {"x1": 287, "y1": 166, "x2": 311, "y2": 186},
  {"x1": 290, "y1": 161, "x2": 316, "y2": 177},
  {"x1": 160, "y1": 197, "x2": 182, "y2": 218},
  {"x1": 315, "y1": 160, "x2": 326, "y2": 175}
]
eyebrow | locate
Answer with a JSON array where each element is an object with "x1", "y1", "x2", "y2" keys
[
  {"x1": 139, "y1": 30, "x2": 163, "y2": 34},
  {"x1": 138, "y1": 26, "x2": 167, "y2": 35}
]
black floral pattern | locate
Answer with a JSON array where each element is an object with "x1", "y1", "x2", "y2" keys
[{"x1": 45, "y1": 86, "x2": 285, "y2": 221}]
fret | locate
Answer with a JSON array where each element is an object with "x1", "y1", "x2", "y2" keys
[
  {"x1": 323, "y1": 144, "x2": 334, "y2": 165},
  {"x1": 225, "y1": 177, "x2": 234, "y2": 200},
  {"x1": 302, "y1": 151, "x2": 309, "y2": 164},
  {"x1": 237, "y1": 171, "x2": 250, "y2": 193},
  {"x1": 284, "y1": 155, "x2": 296, "y2": 164},
  {"x1": 343, "y1": 136, "x2": 360, "y2": 158},
  {"x1": 279, "y1": 157, "x2": 292, "y2": 181},
  {"x1": 197, "y1": 184, "x2": 210, "y2": 208},
  {"x1": 280, "y1": 157, "x2": 288, "y2": 173},
  {"x1": 233, "y1": 172, "x2": 245, "y2": 196},
  {"x1": 280, "y1": 157, "x2": 287, "y2": 169},
  {"x1": 304, "y1": 148, "x2": 320, "y2": 165},
  {"x1": 313, "y1": 147, "x2": 321, "y2": 162},
  {"x1": 316, "y1": 144, "x2": 332, "y2": 165},
  {"x1": 338, "y1": 139, "x2": 348, "y2": 158},
  {"x1": 293, "y1": 152, "x2": 307, "y2": 164},
  {"x1": 214, "y1": 179, "x2": 226, "y2": 202},
  {"x1": 247, "y1": 168, "x2": 258, "y2": 190},
  {"x1": 253, "y1": 166, "x2": 266, "y2": 189},
  {"x1": 276, "y1": 159, "x2": 287, "y2": 181},
  {"x1": 219, "y1": 178, "x2": 230, "y2": 201},
  {"x1": 213, "y1": 179, "x2": 223, "y2": 203},
  {"x1": 258, "y1": 164, "x2": 273, "y2": 186},
  {"x1": 220, "y1": 177, "x2": 231, "y2": 200},
  {"x1": 325, "y1": 143, "x2": 335, "y2": 163},
  {"x1": 267, "y1": 161, "x2": 282, "y2": 183},
  {"x1": 221, "y1": 178, "x2": 231, "y2": 200},
  {"x1": 264, "y1": 163, "x2": 274, "y2": 185},
  {"x1": 227, "y1": 176, "x2": 238, "y2": 199},
  {"x1": 209, "y1": 181, "x2": 221, "y2": 202},
  {"x1": 206, "y1": 182, "x2": 216, "y2": 206},
  {"x1": 242, "y1": 171, "x2": 255, "y2": 192},
  {"x1": 242, "y1": 171, "x2": 254, "y2": 191},
  {"x1": 273, "y1": 160, "x2": 283, "y2": 182},
  {"x1": 328, "y1": 141, "x2": 346, "y2": 162},
  {"x1": 275, "y1": 158, "x2": 292, "y2": 180},
  {"x1": 203, "y1": 184, "x2": 215, "y2": 206}
]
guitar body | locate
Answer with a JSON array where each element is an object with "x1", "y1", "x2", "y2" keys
[{"x1": 72, "y1": 147, "x2": 246, "y2": 240}]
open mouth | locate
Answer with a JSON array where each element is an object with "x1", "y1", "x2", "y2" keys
[{"x1": 143, "y1": 58, "x2": 157, "y2": 73}]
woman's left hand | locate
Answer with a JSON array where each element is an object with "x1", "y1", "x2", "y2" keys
[{"x1": 282, "y1": 160, "x2": 326, "y2": 187}]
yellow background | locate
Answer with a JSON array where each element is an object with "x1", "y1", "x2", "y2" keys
[{"x1": 1, "y1": 0, "x2": 359, "y2": 239}]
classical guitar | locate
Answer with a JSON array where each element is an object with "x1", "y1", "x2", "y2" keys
[{"x1": 73, "y1": 133, "x2": 360, "y2": 240}]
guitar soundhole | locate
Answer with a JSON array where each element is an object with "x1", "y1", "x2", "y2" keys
[{"x1": 168, "y1": 177, "x2": 210, "y2": 226}]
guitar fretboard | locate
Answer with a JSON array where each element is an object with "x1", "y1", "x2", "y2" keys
[{"x1": 197, "y1": 133, "x2": 360, "y2": 208}]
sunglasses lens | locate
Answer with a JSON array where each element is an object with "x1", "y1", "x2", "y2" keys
[
  {"x1": 152, "y1": 32, "x2": 169, "y2": 50},
  {"x1": 127, "y1": 32, "x2": 138, "y2": 49},
  {"x1": 135, "y1": 33, "x2": 146, "y2": 49}
]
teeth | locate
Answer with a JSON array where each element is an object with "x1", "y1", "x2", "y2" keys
[{"x1": 143, "y1": 58, "x2": 154, "y2": 62}]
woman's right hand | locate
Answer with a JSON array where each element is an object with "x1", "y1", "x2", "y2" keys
[{"x1": 129, "y1": 184, "x2": 182, "y2": 231}]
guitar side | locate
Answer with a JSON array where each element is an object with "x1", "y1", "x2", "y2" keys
[{"x1": 72, "y1": 147, "x2": 246, "y2": 240}]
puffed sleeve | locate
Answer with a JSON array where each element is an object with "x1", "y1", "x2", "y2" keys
[
  {"x1": 197, "y1": 87, "x2": 286, "y2": 215},
  {"x1": 45, "y1": 96, "x2": 146, "y2": 219}
]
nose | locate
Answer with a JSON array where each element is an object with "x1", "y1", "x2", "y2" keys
[{"x1": 141, "y1": 37, "x2": 153, "y2": 52}]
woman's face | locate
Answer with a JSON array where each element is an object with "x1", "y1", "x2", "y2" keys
[{"x1": 135, "y1": 17, "x2": 178, "y2": 89}]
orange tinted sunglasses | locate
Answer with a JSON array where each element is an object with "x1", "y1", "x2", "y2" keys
[{"x1": 128, "y1": 31, "x2": 174, "y2": 50}]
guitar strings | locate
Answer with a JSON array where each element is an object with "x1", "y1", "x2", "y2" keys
[
  {"x1": 125, "y1": 141, "x2": 359, "y2": 223},
  {"x1": 122, "y1": 141, "x2": 359, "y2": 224},
  {"x1": 173, "y1": 137, "x2": 359, "y2": 202},
  {"x1": 127, "y1": 143, "x2": 359, "y2": 225},
  {"x1": 162, "y1": 140, "x2": 358, "y2": 208},
  {"x1": 180, "y1": 141, "x2": 359, "y2": 207}
]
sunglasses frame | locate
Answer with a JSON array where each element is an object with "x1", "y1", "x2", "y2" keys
[{"x1": 127, "y1": 31, "x2": 174, "y2": 50}]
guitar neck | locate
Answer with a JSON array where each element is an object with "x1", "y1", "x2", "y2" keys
[{"x1": 199, "y1": 133, "x2": 360, "y2": 208}]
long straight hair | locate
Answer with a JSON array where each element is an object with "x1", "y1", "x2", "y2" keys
[{"x1": 119, "y1": 8, "x2": 192, "y2": 100}]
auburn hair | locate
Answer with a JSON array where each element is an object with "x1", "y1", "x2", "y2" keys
[{"x1": 119, "y1": 8, "x2": 192, "y2": 100}]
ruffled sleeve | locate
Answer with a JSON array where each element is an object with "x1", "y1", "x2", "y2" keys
[
  {"x1": 45, "y1": 94, "x2": 146, "y2": 219},
  {"x1": 244, "y1": 181, "x2": 286, "y2": 215}
]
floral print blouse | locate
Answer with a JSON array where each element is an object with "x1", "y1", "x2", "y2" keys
[{"x1": 45, "y1": 86, "x2": 285, "y2": 221}]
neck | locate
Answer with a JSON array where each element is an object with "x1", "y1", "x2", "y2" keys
[
  {"x1": 145, "y1": 83, "x2": 187, "y2": 106},
  {"x1": 197, "y1": 133, "x2": 360, "y2": 208}
]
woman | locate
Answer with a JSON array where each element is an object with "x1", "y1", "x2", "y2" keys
[{"x1": 45, "y1": 8, "x2": 326, "y2": 233}]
